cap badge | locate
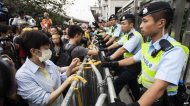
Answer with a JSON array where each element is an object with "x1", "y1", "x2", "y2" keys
[
  {"x1": 122, "y1": 16, "x2": 125, "y2": 20},
  {"x1": 143, "y1": 8, "x2": 148, "y2": 15}
]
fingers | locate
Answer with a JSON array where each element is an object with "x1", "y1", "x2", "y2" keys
[{"x1": 72, "y1": 58, "x2": 80, "y2": 62}]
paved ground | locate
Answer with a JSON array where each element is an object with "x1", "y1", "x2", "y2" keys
[{"x1": 119, "y1": 85, "x2": 133, "y2": 104}]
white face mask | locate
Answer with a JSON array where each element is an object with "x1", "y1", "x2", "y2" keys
[{"x1": 38, "y1": 49, "x2": 52, "y2": 62}]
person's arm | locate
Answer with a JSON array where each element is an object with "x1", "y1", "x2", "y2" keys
[
  {"x1": 106, "y1": 25, "x2": 121, "y2": 46},
  {"x1": 138, "y1": 46, "x2": 187, "y2": 106},
  {"x1": 106, "y1": 36, "x2": 116, "y2": 46},
  {"x1": 88, "y1": 48, "x2": 98, "y2": 56},
  {"x1": 16, "y1": 71, "x2": 76, "y2": 105},
  {"x1": 110, "y1": 47, "x2": 126, "y2": 60},
  {"x1": 118, "y1": 56, "x2": 136, "y2": 66},
  {"x1": 118, "y1": 49, "x2": 141, "y2": 66},
  {"x1": 59, "y1": 58, "x2": 80, "y2": 76},
  {"x1": 48, "y1": 79, "x2": 71, "y2": 105},
  {"x1": 101, "y1": 56, "x2": 136, "y2": 67},
  {"x1": 111, "y1": 35, "x2": 141, "y2": 60},
  {"x1": 49, "y1": 19, "x2": 53, "y2": 26},
  {"x1": 101, "y1": 49, "x2": 141, "y2": 67},
  {"x1": 138, "y1": 79, "x2": 168, "y2": 106},
  {"x1": 70, "y1": 66, "x2": 80, "y2": 74},
  {"x1": 104, "y1": 35, "x2": 110, "y2": 41},
  {"x1": 107, "y1": 42, "x2": 120, "y2": 50},
  {"x1": 102, "y1": 33, "x2": 107, "y2": 38}
]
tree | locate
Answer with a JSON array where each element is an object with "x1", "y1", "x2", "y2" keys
[{"x1": 3, "y1": 0, "x2": 74, "y2": 24}]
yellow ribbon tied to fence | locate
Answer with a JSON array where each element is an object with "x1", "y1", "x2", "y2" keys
[
  {"x1": 68, "y1": 75, "x2": 87, "y2": 106},
  {"x1": 72, "y1": 87, "x2": 83, "y2": 106},
  {"x1": 83, "y1": 59, "x2": 102, "y2": 70},
  {"x1": 68, "y1": 74, "x2": 87, "y2": 84}
]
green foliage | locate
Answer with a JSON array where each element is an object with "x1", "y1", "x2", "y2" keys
[{"x1": 3, "y1": 0, "x2": 74, "y2": 25}]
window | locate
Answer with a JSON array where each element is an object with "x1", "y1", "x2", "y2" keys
[{"x1": 115, "y1": 7, "x2": 122, "y2": 14}]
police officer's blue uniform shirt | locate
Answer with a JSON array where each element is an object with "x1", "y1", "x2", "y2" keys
[
  {"x1": 112, "y1": 23, "x2": 122, "y2": 37},
  {"x1": 133, "y1": 33, "x2": 186, "y2": 95},
  {"x1": 117, "y1": 28, "x2": 141, "y2": 54},
  {"x1": 105, "y1": 26, "x2": 112, "y2": 35}
]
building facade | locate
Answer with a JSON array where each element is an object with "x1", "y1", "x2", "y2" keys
[{"x1": 100, "y1": 0, "x2": 129, "y2": 21}]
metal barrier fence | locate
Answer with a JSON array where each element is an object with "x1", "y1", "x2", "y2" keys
[{"x1": 61, "y1": 51, "x2": 118, "y2": 106}]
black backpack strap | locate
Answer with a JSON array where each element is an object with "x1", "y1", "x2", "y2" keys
[{"x1": 66, "y1": 44, "x2": 78, "y2": 59}]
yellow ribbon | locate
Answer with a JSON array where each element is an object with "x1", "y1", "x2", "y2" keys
[
  {"x1": 83, "y1": 60, "x2": 102, "y2": 71},
  {"x1": 84, "y1": 66, "x2": 92, "y2": 70},
  {"x1": 84, "y1": 60, "x2": 101, "y2": 66},
  {"x1": 68, "y1": 75, "x2": 87, "y2": 106},
  {"x1": 68, "y1": 75, "x2": 87, "y2": 84},
  {"x1": 39, "y1": 67, "x2": 50, "y2": 79},
  {"x1": 93, "y1": 61, "x2": 101, "y2": 66},
  {"x1": 72, "y1": 87, "x2": 83, "y2": 106}
]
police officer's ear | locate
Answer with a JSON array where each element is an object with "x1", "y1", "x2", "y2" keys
[
  {"x1": 157, "y1": 18, "x2": 166, "y2": 29},
  {"x1": 129, "y1": 22, "x2": 134, "y2": 28}
]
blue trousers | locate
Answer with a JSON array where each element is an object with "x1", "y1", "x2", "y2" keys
[{"x1": 114, "y1": 62, "x2": 141, "y2": 101}]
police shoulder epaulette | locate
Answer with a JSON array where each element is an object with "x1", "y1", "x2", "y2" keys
[
  {"x1": 159, "y1": 39, "x2": 174, "y2": 52},
  {"x1": 151, "y1": 39, "x2": 174, "y2": 57},
  {"x1": 128, "y1": 33, "x2": 134, "y2": 40}
]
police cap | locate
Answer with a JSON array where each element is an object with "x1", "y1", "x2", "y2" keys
[
  {"x1": 139, "y1": 1, "x2": 172, "y2": 17},
  {"x1": 120, "y1": 14, "x2": 135, "y2": 22},
  {"x1": 109, "y1": 14, "x2": 118, "y2": 21}
]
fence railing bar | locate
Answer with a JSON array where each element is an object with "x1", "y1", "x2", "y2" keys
[
  {"x1": 101, "y1": 51, "x2": 117, "y2": 103},
  {"x1": 95, "y1": 93, "x2": 107, "y2": 106},
  {"x1": 61, "y1": 58, "x2": 88, "y2": 106}
]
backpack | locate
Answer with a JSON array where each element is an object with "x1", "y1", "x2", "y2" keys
[{"x1": 56, "y1": 44, "x2": 77, "y2": 66}]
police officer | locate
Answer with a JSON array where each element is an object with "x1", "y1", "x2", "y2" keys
[
  {"x1": 101, "y1": 14, "x2": 143, "y2": 61},
  {"x1": 104, "y1": 1, "x2": 189, "y2": 106},
  {"x1": 102, "y1": 14, "x2": 143, "y2": 101},
  {"x1": 100, "y1": 14, "x2": 122, "y2": 47}
]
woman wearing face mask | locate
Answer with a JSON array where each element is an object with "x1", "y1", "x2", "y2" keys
[{"x1": 15, "y1": 31, "x2": 81, "y2": 106}]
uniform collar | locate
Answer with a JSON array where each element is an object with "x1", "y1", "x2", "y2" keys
[
  {"x1": 149, "y1": 33, "x2": 169, "y2": 50},
  {"x1": 25, "y1": 58, "x2": 51, "y2": 73},
  {"x1": 113, "y1": 23, "x2": 119, "y2": 28},
  {"x1": 125, "y1": 28, "x2": 135, "y2": 36}
]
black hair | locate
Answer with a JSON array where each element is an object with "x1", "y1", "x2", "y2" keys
[
  {"x1": 0, "y1": 24, "x2": 11, "y2": 34},
  {"x1": 92, "y1": 22, "x2": 99, "y2": 28},
  {"x1": 87, "y1": 26, "x2": 92, "y2": 31},
  {"x1": 18, "y1": 10, "x2": 24, "y2": 16},
  {"x1": 151, "y1": 9, "x2": 173, "y2": 29},
  {"x1": 21, "y1": 31, "x2": 51, "y2": 58},
  {"x1": 0, "y1": 60, "x2": 12, "y2": 98},
  {"x1": 68, "y1": 25, "x2": 84, "y2": 38},
  {"x1": 51, "y1": 37, "x2": 63, "y2": 48},
  {"x1": 11, "y1": 25, "x2": 19, "y2": 34},
  {"x1": 63, "y1": 25, "x2": 69, "y2": 30},
  {"x1": 51, "y1": 26, "x2": 58, "y2": 31},
  {"x1": 126, "y1": 19, "x2": 135, "y2": 26}
]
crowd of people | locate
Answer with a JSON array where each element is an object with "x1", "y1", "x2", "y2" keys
[
  {"x1": 0, "y1": 1, "x2": 189, "y2": 106},
  {"x1": 0, "y1": 9, "x2": 100, "y2": 105}
]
